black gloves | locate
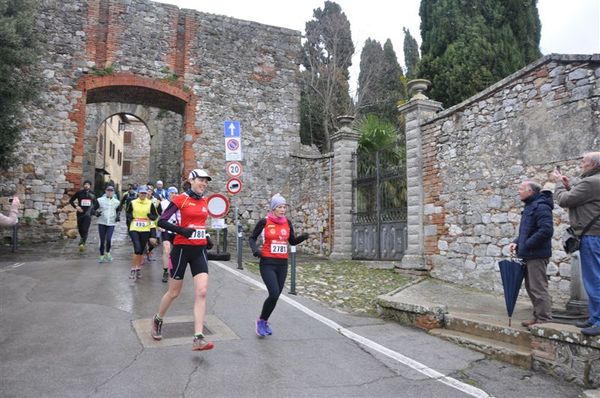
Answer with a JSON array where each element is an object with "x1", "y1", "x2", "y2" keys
[
  {"x1": 115, "y1": 216, "x2": 120, "y2": 223},
  {"x1": 206, "y1": 235, "x2": 214, "y2": 250},
  {"x1": 299, "y1": 233, "x2": 309, "y2": 241},
  {"x1": 253, "y1": 251, "x2": 261, "y2": 258},
  {"x1": 147, "y1": 212, "x2": 158, "y2": 221},
  {"x1": 178, "y1": 227, "x2": 195, "y2": 238},
  {"x1": 94, "y1": 210, "x2": 102, "y2": 217}
]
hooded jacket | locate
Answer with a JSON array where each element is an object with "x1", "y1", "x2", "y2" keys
[{"x1": 515, "y1": 191, "x2": 554, "y2": 260}]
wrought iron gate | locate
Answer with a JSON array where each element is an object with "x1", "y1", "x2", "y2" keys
[{"x1": 351, "y1": 149, "x2": 407, "y2": 260}]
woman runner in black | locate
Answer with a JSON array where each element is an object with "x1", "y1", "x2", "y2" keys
[{"x1": 248, "y1": 193, "x2": 309, "y2": 337}]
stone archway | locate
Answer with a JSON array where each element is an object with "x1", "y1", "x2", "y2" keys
[
  {"x1": 84, "y1": 103, "x2": 184, "y2": 188},
  {"x1": 66, "y1": 73, "x2": 200, "y2": 193}
]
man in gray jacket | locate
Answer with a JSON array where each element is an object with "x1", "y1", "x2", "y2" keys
[{"x1": 553, "y1": 151, "x2": 600, "y2": 336}]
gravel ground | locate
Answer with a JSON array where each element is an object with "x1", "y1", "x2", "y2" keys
[{"x1": 243, "y1": 254, "x2": 412, "y2": 316}]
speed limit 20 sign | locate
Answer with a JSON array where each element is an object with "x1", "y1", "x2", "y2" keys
[{"x1": 226, "y1": 161, "x2": 243, "y2": 177}]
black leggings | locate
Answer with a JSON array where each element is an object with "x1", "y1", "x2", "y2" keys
[
  {"x1": 259, "y1": 263, "x2": 288, "y2": 320},
  {"x1": 129, "y1": 230, "x2": 150, "y2": 255},
  {"x1": 98, "y1": 224, "x2": 115, "y2": 255},
  {"x1": 77, "y1": 213, "x2": 92, "y2": 243}
]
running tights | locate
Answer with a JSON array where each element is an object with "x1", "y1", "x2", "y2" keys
[
  {"x1": 98, "y1": 224, "x2": 115, "y2": 255},
  {"x1": 259, "y1": 263, "x2": 288, "y2": 320}
]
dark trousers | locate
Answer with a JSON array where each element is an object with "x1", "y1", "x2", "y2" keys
[
  {"x1": 524, "y1": 258, "x2": 553, "y2": 321},
  {"x1": 98, "y1": 224, "x2": 115, "y2": 255},
  {"x1": 259, "y1": 263, "x2": 288, "y2": 320},
  {"x1": 77, "y1": 213, "x2": 92, "y2": 244}
]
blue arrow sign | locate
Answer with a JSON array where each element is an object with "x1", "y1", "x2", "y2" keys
[{"x1": 224, "y1": 121, "x2": 240, "y2": 137}]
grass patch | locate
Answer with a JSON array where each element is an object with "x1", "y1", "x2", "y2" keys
[{"x1": 243, "y1": 259, "x2": 411, "y2": 316}]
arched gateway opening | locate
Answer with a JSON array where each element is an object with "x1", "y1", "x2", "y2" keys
[{"x1": 66, "y1": 74, "x2": 200, "y2": 197}]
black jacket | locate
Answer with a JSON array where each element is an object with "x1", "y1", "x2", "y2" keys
[{"x1": 515, "y1": 191, "x2": 554, "y2": 260}]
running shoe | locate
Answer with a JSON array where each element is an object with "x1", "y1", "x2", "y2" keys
[
  {"x1": 264, "y1": 321, "x2": 273, "y2": 336},
  {"x1": 129, "y1": 269, "x2": 136, "y2": 280},
  {"x1": 256, "y1": 319, "x2": 268, "y2": 337},
  {"x1": 79, "y1": 243, "x2": 85, "y2": 253},
  {"x1": 105, "y1": 253, "x2": 113, "y2": 262},
  {"x1": 135, "y1": 269, "x2": 142, "y2": 279},
  {"x1": 151, "y1": 315, "x2": 163, "y2": 340},
  {"x1": 192, "y1": 336, "x2": 214, "y2": 351},
  {"x1": 98, "y1": 255, "x2": 105, "y2": 263},
  {"x1": 162, "y1": 269, "x2": 169, "y2": 283}
]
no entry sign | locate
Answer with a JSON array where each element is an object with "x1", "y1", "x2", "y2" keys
[
  {"x1": 226, "y1": 177, "x2": 242, "y2": 195},
  {"x1": 206, "y1": 193, "x2": 230, "y2": 218}
]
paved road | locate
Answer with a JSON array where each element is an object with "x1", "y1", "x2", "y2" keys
[{"x1": 0, "y1": 227, "x2": 582, "y2": 398}]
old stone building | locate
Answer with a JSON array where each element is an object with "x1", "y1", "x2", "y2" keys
[{"x1": 0, "y1": 0, "x2": 331, "y2": 251}]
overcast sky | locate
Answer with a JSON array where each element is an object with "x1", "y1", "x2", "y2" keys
[{"x1": 158, "y1": 0, "x2": 600, "y2": 95}]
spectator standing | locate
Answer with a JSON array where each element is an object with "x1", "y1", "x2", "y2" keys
[
  {"x1": 553, "y1": 151, "x2": 600, "y2": 336},
  {"x1": 508, "y1": 181, "x2": 554, "y2": 328}
]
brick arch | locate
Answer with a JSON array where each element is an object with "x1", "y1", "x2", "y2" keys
[{"x1": 67, "y1": 73, "x2": 199, "y2": 192}]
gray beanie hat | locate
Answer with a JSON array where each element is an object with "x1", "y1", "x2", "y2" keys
[{"x1": 270, "y1": 193, "x2": 287, "y2": 210}]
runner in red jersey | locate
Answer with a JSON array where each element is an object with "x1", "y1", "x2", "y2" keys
[
  {"x1": 248, "y1": 193, "x2": 309, "y2": 337},
  {"x1": 150, "y1": 169, "x2": 215, "y2": 351}
]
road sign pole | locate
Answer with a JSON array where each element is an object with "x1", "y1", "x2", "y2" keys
[
  {"x1": 235, "y1": 197, "x2": 243, "y2": 270},
  {"x1": 289, "y1": 245, "x2": 297, "y2": 295}
]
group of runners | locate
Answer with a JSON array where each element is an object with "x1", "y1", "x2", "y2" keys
[{"x1": 69, "y1": 169, "x2": 309, "y2": 351}]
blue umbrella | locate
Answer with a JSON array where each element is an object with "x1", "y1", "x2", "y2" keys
[{"x1": 498, "y1": 258, "x2": 525, "y2": 327}]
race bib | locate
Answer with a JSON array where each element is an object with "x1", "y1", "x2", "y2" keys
[
  {"x1": 80, "y1": 199, "x2": 92, "y2": 207},
  {"x1": 189, "y1": 228, "x2": 206, "y2": 240},
  {"x1": 134, "y1": 219, "x2": 149, "y2": 228},
  {"x1": 270, "y1": 243, "x2": 288, "y2": 254}
]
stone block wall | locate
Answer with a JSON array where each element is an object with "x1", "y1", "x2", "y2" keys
[
  {"x1": 419, "y1": 54, "x2": 600, "y2": 305},
  {"x1": 0, "y1": 0, "x2": 325, "y2": 244}
]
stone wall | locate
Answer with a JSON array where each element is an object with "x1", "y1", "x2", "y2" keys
[
  {"x1": 0, "y1": 0, "x2": 319, "y2": 243},
  {"x1": 417, "y1": 54, "x2": 600, "y2": 305}
]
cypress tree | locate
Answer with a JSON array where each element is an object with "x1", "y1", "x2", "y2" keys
[
  {"x1": 417, "y1": 0, "x2": 541, "y2": 107},
  {"x1": 403, "y1": 28, "x2": 419, "y2": 79}
]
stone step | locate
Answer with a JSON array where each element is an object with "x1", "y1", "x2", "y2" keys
[
  {"x1": 445, "y1": 312, "x2": 532, "y2": 349},
  {"x1": 429, "y1": 328, "x2": 532, "y2": 369}
]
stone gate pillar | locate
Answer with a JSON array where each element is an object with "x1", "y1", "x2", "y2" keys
[
  {"x1": 329, "y1": 115, "x2": 360, "y2": 260},
  {"x1": 397, "y1": 80, "x2": 443, "y2": 270}
]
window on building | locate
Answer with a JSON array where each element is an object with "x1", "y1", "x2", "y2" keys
[
  {"x1": 98, "y1": 133, "x2": 104, "y2": 154},
  {"x1": 124, "y1": 131, "x2": 132, "y2": 144},
  {"x1": 117, "y1": 150, "x2": 122, "y2": 166},
  {"x1": 109, "y1": 141, "x2": 115, "y2": 159},
  {"x1": 123, "y1": 160, "x2": 131, "y2": 175}
]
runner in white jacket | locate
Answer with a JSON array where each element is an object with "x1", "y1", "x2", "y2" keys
[{"x1": 93, "y1": 185, "x2": 122, "y2": 263}]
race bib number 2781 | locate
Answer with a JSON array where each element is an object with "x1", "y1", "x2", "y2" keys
[{"x1": 270, "y1": 244, "x2": 288, "y2": 254}]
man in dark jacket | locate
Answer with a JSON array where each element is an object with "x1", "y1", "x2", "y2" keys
[
  {"x1": 69, "y1": 179, "x2": 96, "y2": 252},
  {"x1": 509, "y1": 180, "x2": 554, "y2": 328}
]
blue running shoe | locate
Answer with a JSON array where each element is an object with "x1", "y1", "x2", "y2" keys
[
  {"x1": 256, "y1": 319, "x2": 268, "y2": 337},
  {"x1": 264, "y1": 321, "x2": 272, "y2": 335}
]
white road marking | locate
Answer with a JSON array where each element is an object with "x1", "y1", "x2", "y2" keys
[
  {"x1": 212, "y1": 261, "x2": 492, "y2": 398},
  {"x1": 0, "y1": 262, "x2": 25, "y2": 273}
]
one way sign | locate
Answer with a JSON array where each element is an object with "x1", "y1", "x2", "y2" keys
[{"x1": 224, "y1": 121, "x2": 240, "y2": 137}]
